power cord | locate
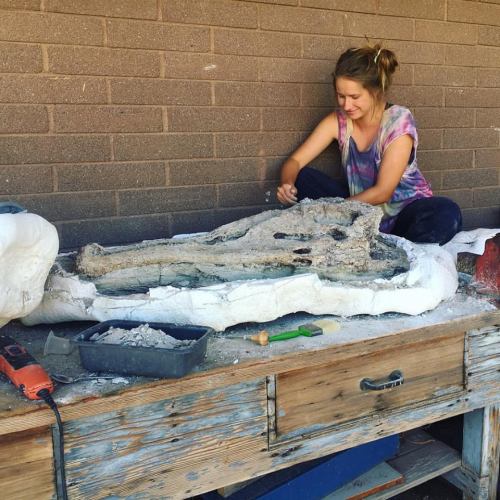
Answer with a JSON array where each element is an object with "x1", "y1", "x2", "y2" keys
[{"x1": 37, "y1": 389, "x2": 68, "y2": 500}]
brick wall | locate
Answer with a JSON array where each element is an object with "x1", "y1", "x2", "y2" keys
[{"x1": 0, "y1": 0, "x2": 498, "y2": 249}]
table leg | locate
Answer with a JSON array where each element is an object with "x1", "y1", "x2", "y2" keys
[{"x1": 462, "y1": 405, "x2": 500, "y2": 499}]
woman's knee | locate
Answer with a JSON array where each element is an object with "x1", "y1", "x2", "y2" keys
[{"x1": 392, "y1": 196, "x2": 462, "y2": 245}]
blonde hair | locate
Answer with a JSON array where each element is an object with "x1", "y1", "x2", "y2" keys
[{"x1": 333, "y1": 43, "x2": 399, "y2": 98}]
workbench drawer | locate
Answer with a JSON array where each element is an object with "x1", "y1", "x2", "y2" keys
[{"x1": 274, "y1": 331, "x2": 465, "y2": 439}]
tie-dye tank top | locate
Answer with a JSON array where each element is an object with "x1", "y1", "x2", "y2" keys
[{"x1": 337, "y1": 105, "x2": 433, "y2": 232}]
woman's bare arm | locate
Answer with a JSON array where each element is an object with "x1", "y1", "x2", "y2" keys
[{"x1": 277, "y1": 112, "x2": 339, "y2": 205}]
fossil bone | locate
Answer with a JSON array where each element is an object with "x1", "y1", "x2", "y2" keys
[
  {"x1": 22, "y1": 199, "x2": 458, "y2": 330},
  {"x1": 75, "y1": 199, "x2": 409, "y2": 294}
]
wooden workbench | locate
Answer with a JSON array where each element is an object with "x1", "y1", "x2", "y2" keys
[{"x1": 1, "y1": 293, "x2": 499, "y2": 499}]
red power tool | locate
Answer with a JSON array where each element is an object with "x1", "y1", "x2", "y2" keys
[{"x1": 0, "y1": 335, "x2": 54, "y2": 400}]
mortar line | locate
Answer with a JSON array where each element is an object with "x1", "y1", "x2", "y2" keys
[
  {"x1": 102, "y1": 18, "x2": 108, "y2": 46},
  {"x1": 47, "y1": 104, "x2": 55, "y2": 133},
  {"x1": 41, "y1": 45, "x2": 49, "y2": 72},
  {"x1": 157, "y1": 0, "x2": 162, "y2": 20},
  {"x1": 109, "y1": 135, "x2": 115, "y2": 161},
  {"x1": 159, "y1": 51, "x2": 166, "y2": 78}
]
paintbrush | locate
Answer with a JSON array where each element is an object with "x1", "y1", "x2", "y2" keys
[{"x1": 250, "y1": 319, "x2": 340, "y2": 346}]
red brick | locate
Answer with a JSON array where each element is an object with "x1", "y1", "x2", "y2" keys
[
  {"x1": 475, "y1": 149, "x2": 500, "y2": 169},
  {"x1": 48, "y1": 46, "x2": 160, "y2": 77},
  {"x1": 214, "y1": 82, "x2": 301, "y2": 107},
  {"x1": 0, "y1": 135, "x2": 111, "y2": 164},
  {"x1": 260, "y1": 4, "x2": 343, "y2": 35},
  {"x1": 436, "y1": 188, "x2": 472, "y2": 208},
  {"x1": 56, "y1": 162, "x2": 166, "y2": 191},
  {"x1": 113, "y1": 133, "x2": 213, "y2": 161},
  {"x1": 414, "y1": 65, "x2": 475, "y2": 87},
  {"x1": 0, "y1": 75, "x2": 107, "y2": 104},
  {"x1": 344, "y1": 13, "x2": 413, "y2": 40},
  {"x1": 0, "y1": 42, "x2": 42, "y2": 73},
  {"x1": 478, "y1": 25, "x2": 500, "y2": 47},
  {"x1": 302, "y1": 35, "x2": 362, "y2": 60},
  {"x1": 418, "y1": 150, "x2": 473, "y2": 171},
  {"x1": 446, "y1": 88, "x2": 500, "y2": 107},
  {"x1": 474, "y1": 188, "x2": 500, "y2": 208},
  {"x1": 388, "y1": 86, "x2": 443, "y2": 107},
  {"x1": 0, "y1": 105, "x2": 48, "y2": 133},
  {"x1": 214, "y1": 29, "x2": 301, "y2": 58},
  {"x1": 443, "y1": 129, "x2": 498, "y2": 149},
  {"x1": 422, "y1": 171, "x2": 442, "y2": 190},
  {"x1": 443, "y1": 168, "x2": 498, "y2": 190},
  {"x1": 0, "y1": 165, "x2": 52, "y2": 195},
  {"x1": 260, "y1": 58, "x2": 333, "y2": 83},
  {"x1": 301, "y1": 84, "x2": 335, "y2": 107},
  {"x1": 263, "y1": 107, "x2": 329, "y2": 131},
  {"x1": 476, "y1": 109, "x2": 500, "y2": 128},
  {"x1": 379, "y1": 0, "x2": 445, "y2": 19},
  {"x1": 45, "y1": 0, "x2": 157, "y2": 19},
  {"x1": 169, "y1": 158, "x2": 262, "y2": 186},
  {"x1": 213, "y1": 206, "x2": 266, "y2": 229},
  {"x1": 448, "y1": 0, "x2": 500, "y2": 26},
  {"x1": 59, "y1": 215, "x2": 171, "y2": 248},
  {"x1": 218, "y1": 181, "x2": 278, "y2": 207},
  {"x1": 415, "y1": 20, "x2": 477, "y2": 44},
  {"x1": 418, "y1": 129, "x2": 442, "y2": 150},
  {"x1": 106, "y1": 19, "x2": 210, "y2": 52},
  {"x1": 12, "y1": 192, "x2": 116, "y2": 221},
  {"x1": 241, "y1": 0, "x2": 297, "y2": 4},
  {"x1": 0, "y1": 11, "x2": 103, "y2": 45},
  {"x1": 110, "y1": 79, "x2": 211, "y2": 105},
  {"x1": 216, "y1": 132, "x2": 300, "y2": 157},
  {"x1": 413, "y1": 108, "x2": 474, "y2": 129},
  {"x1": 446, "y1": 45, "x2": 500, "y2": 68},
  {"x1": 0, "y1": 0, "x2": 40, "y2": 9},
  {"x1": 162, "y1": 0, "x2": 258, "y2": 29},
  {"x1": 170, "y1": 210, "x2": 217, "y2": 236},
  {"x1": 392, "y1": 65, "x2": 414, "y2": 86},
  {"x1": 118, "y1": 185, "x2": 217, "y2": 215},
  {"x1": 168, "y1": 107, "x2": 260, "y2": 132},
  {"x1": 462, "y1": 207, "x2": 500, "y2": 230},
  {"x1": 301, "y1": 0, "x2": 376, "y2": 13},
  {"x1": 53, "y1": 106, "x2": 163, "y2": 133},
  {"x1": 477, "y1": 69, "x2": 500, "y2": 88},
  {"x1": 385, "y1": 41, "x2": 446, "y2": 65},
  {"x1": 164, "y1": 52, "x2": 258, "y2": 81}
]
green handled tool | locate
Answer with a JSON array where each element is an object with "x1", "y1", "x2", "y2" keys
[{"x1": 250, "y1": 323, "x2": 324, "y2": 346}]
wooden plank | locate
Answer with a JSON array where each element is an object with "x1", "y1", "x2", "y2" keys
[
  {"x1": 324, "y1": 461, "x2": 403, "y2": 499},
  {"x1": 0, "y1": 427, "x2": 55, "y2": 499},
  {"x1": 365, "y1": 431, "x2": 461, "y2": 499},
  {"x1": 461, "y1": 405, "x2": 500, "y2": 499},
  {"x1": 1, "y1": 310, "x2": 498, "y2": 436},
  {"x1": 63, "y1": 379, "x2": 268, "y2": 499},
  {"x1": 276, "y1": 332, "x2": 464, "y2": 437}
]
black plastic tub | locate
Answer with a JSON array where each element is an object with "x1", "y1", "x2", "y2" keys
[{"x1": 74, "y1": 320, "x2": 213, "y2": 378}]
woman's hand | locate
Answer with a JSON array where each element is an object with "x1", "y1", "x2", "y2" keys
[{"x1": 277, "y1": 183, "x2": 298, "y2": 205}]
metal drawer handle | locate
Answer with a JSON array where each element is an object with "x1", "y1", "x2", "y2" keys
[{"x1": 360, "y1": 370, "x2": 404, "y2": 391}]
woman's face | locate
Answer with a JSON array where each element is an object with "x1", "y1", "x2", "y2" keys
[{"x1": 335, "y1": 77, "x2": 376, "y2": 121}]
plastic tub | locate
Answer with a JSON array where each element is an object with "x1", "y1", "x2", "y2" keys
[{"x1": 74, "y1": 320, "x2": 212, "y2": 378}]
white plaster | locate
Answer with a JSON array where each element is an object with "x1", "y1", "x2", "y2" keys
[
  {"x1": 443, "y1": 228, "x2": 499, "y2": 261},
  {"x1": 22, "y1": 235, "x2": 458, "y2": 331},
  {"x1": 0, "y1": 213, "x2": 59, "y2": 327}
]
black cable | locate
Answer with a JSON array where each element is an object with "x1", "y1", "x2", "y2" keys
[{"x1": 38, "y1": 389, "x2": 69, "y2": 500}]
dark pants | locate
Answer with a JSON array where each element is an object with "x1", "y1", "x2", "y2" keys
[
  {"x1": 0, "y1": 201, "x2": 26, "y2": 214},
  {"x1": 295, "y1": 167, "x2": 462, "y2": 245}
]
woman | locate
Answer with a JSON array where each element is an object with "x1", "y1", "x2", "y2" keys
[{"x1": 277, "y1": 44, "x2": 462, "y2": 245}]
